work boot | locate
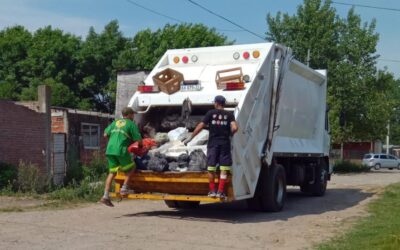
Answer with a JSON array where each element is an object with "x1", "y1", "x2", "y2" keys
[
  {"x1": 120, "y1": 188, "x2": 135, "y2": 196},
  {"x1": 216, "y1": 192, "x2": 226, "y2": 200},
  {"x1": 207, "y1": 191, "x2": 217, "y2": 198},
  {"x1": 100, "y1": 197, "x2": 114, "y2": 207}
]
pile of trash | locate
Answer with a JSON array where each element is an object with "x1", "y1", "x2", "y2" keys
[{"x1": 134, "y1": 127, "x2": 209, "y2": 172}]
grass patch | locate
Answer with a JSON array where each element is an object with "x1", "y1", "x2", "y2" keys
[
  {"x1": 47, "y1": 177, "x2": 105, "y2": 203},
  {"x1": 333, "y1": 160, "x2": 370, "y2": 173},
  {"x1": 317, "y1": 183, "x2": 400, "y2": 250}
]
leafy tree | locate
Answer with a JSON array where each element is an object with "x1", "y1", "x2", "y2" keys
[
  {"x1": 115, "y1": 23, "x2": 233, "y2": 71},
  {"x1": 1, "y1": 21, "x2": 232, "y2": 113},
  {"x1": 20, "y1": 78, "x2": 77, "y2": 107},
  {"x1": 76, "y1": 20, "x2": 127, "y2": 112},
  {"x1": 0, "y1": 26, "x2": 32, "y2": 100},
  {"x1": 266, "y1": 0, "x2": 391, "y2": 143}
]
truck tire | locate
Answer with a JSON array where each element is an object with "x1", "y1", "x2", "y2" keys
[
  {"x1": 301, "y1": 160, "x2": 328, "y2": 196},
  {"x1": 247, "y1": 163, "x2": 286, "y2": 212}
]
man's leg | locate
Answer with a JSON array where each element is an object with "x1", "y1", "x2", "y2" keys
[
  {"x1": 100, "y1": 155, "x2": 118, "y2": 207},
  {"x1": 119, "y1": 153, "x2": 136, "y2": 195},
  {"x1": 217, "y1": 144, "x2": 232, "y2": 198},
  {"x1": 217, "y1": 169, "x2": 229, "y2": 198},
  {"x1": 104, "y1": 172, "x2": 117, "y2": 198},
  {"x1": 207, "y1": 146, "x2": 218, "y2": 197}
]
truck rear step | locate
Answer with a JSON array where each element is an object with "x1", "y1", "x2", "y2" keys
[{"x1": 111, "y1": 171, "x2": 233, "y2": 203}]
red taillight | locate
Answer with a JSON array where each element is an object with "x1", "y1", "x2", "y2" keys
[
  {"x1": 138, "y1": 85, "x2": 159, "y2": 93},
  {"x1": 243, "y1": 51, "x2": 250, "y2": 59},
  {"x1": 225, "y1": 82, "x2": 245, "y2": 90},
  {"x1": 182, "y1": 56, "x2": 189, "y2": 64}
]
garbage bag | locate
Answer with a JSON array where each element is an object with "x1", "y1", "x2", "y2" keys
[
  {"x1": 147, "y1": 152, "x2": 169, "y2": 172},
  {"x1": 168, "y1": 127, "x2": 189, "y2": 141},
  {"x1": 188, "y1": 149, "x2": 207, "y2": 171},
  {"x1": 187, "y1": 129, "x2": 209, "y2": 146},
  {"x1": 154, "y1": 132, "x2": 169, "y2": 146},
  {"x1": 135, "y1": 155, "x2": 150, "y2": 170},
  {"x1": 177, "y1": 153, "x2": 190, "y2": 168},
  {"x1": 128, "y1": 138, "x2": 157, "y2": 157},
  {"x1": 161, "y1": 114, "x2": 181, "y2": 130},
  {"x1": 168, "y1": 161, "x2": 180, "y2": 172}
]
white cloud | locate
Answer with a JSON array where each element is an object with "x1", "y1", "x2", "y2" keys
[{"x1": 0, "y1": 0, "x2": 102, "y2": 37}]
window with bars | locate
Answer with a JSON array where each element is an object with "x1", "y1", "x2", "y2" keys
[{"x1": 81, "y1": 123, "x2": 100, "y2": 149}]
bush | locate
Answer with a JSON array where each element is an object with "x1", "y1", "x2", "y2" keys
[
  {"x1": 48, "y1": 177, "x2": 105, "y2": 202},
  {"x1": 17, "y1": 161, "x2": 50, "y2": 193},
  {"x1": 334, "y1": 160, "x2": 370, "y2": 173},
  {"x1": 0, "y1": 162, "x2": 17, "y2": 189},
  {"x1": 82, "y1": 151, "x2": 108, "y2": 180}
]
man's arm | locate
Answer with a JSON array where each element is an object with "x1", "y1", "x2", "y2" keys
[
  {"x1": 104, "y1": 122, "x2": 113, "y2": 138},
  {"x1": 192, "y1": 122, "x2": 206, "y2": 139},
  {"x1": 183, "y1": 122, "x2": 205, "y2": 145},
  {"x1": 230, "y1": 121, "x2": 238, "y2": 135},
  {"x1": 131, "y1": 123, "x2": 143, "y2": 147}
]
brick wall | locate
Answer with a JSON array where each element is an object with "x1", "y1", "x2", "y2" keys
[
  {"x1": 51, "y1": 114, "x2": 65, "y2": 133},
  {"x1": 67, "y1": 113, "x2": 112, "y2": 165},
  {"x1": 0, "y1": 101, "x2": 47, "y2": 171}
]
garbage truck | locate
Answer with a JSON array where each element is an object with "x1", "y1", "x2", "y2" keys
[{"x1": 110, "y1": 43, "x2": 331, "y2": 212}]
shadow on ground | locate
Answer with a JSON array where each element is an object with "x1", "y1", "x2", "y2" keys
[{"x1": 122, "y1": 188, "x2": 374, "y2": 224}]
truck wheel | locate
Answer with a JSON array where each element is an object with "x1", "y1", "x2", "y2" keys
[
  {"x1": 301, "y1": 160, "x2": 328, "y2": 196},
  {"x1": 247, "y1": 163, "x2": 286, "y2": 212}
]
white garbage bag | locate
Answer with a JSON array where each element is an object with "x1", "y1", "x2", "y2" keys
[
  {"x1": 187, "y1": 129, "x2": 209, "y2": 146},
  {"x1": 167, "y1": 127, "x2": 189, "y2": 141}
]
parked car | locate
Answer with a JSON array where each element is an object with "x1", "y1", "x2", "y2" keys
[{"x1": 362, "y1": 153, "x2": 400, "y2": 170}]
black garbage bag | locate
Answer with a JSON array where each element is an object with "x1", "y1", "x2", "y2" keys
[
  {"x1": 168, "y1": 161, "x2": 180, "y2": 172},
  {"x1": 135, "y1": 154, "x2": 150, "y2": 170},
  {"x1": 177, "y1": 153, "x2": 190, "y2": 168},
  {"x1": 147, "y1": 152, "x2": 169, "y2": 172},
  {"x1": 188, "y1": 149, "x2": 207, "y2": 171}
]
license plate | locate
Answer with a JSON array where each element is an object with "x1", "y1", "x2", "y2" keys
[{"x1": 180, "y1": 84, "x2": 202, "y2": 91}]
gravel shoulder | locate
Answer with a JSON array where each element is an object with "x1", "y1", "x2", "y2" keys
[{"x1": 1, "y1": 170, "x2": 399, "y2": 250}]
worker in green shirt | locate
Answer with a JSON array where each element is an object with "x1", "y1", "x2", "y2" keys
[{"x1": 100, "y1": 107, "x2": 142, "y2": 207}]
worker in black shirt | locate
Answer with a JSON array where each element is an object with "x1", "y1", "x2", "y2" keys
[{"x1": 183, "y1": 95, "x2": 238, "y2": 199}]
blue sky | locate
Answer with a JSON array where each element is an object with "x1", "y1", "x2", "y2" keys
[{"x1": 1, "y1": 0, "x2": 399, "y2": 78}]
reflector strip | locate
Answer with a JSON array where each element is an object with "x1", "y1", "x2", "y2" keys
[{"x1": 225, "y1": 82, "x2": 245, "y2": 90}]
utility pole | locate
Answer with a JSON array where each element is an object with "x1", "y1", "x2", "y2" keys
[
  {"x1": 306, "y1": 49, "x2": 311, "y2": 67},
  {"x1": 386, "y1": 121, "x2": 390, "y2": 154}
]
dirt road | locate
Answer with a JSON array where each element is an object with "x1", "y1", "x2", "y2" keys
[{"x1": 1, "y1": 171, "x2": 399, "y2": 250}]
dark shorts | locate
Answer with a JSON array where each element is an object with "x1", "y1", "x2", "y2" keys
[{"x1": 207, "y1": 144, "x2": 232, "y2": 171}]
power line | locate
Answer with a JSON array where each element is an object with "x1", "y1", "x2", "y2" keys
[
  {"x1": 331, "y1": 1, "x2": 400, "y2": 12},
  {"x1": 378, "y1": 59, "x2": 400, "y2": 63},
  {"x1": 187, "y1": 0, "x2": 266, "y2": 40},
  {"x1": 125, "y1": 0, "x2": 183, "y2": 23},
  {"x1": 124, "y1": 0, "x2": 242, "y2": 32}
]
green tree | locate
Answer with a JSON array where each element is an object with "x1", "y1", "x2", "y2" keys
[
  {"x1": 115, "y1": 23, "x2": 233, "y2": 71},
  {"x1": 266, "y1": 0, "x2": 389, "y2": 143},
  {"x1": 76, "y1": 20, "x2": 127, "y2": 112},
  {"x1": 0, "y1": 26, "x2": 32, "y2": 100}
]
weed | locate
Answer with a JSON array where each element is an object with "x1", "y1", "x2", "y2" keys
[
  {"x1": 333, "y1": 160, "x2": 370, "y2": 173},
  {"x1": 317, "y1": 183, "x2": 400, "y2": 250},
  {"x1": 0, "y1": 162, "x2": 17, "y2": 189},
  {"x1": 16, "y1": 161, "x2": 50, "y2": 193}
]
